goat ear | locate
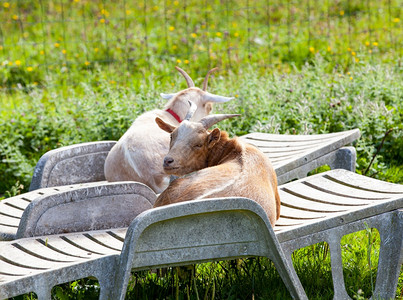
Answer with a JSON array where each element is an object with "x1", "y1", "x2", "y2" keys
[
  {"x1": 160, "y1": 93, "x2": 175, "y2": 100},
  {"x1": 207, "y1": 128, "x2": 221, "y2": 148},
  {"x1": 155, "y1": 117, "x2": 176, "y2": 133}
]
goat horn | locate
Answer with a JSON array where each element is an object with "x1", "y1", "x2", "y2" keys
[
  {"x1": 202, "y1": 67, "x2": 219, "y2": 91},
  {"x1": 203, "y1": 91, "x2": 235, "y2": 103},
  {"x1": 175, "y1": 66, "x2": 195, "y2": 88},
  {"x1": 200, "y1": 114, "x2": 240, "y2": 129},
  {"x1": 184, "y1": 100, "x2": 197, "y2": 121},
  {"x1": 160, "y1": 93, "x2": 176, "y2": 99}
]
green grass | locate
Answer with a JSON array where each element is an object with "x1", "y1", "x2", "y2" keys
[
  {"x1": 1, "y1": 0, "x2": 403, "y2": 299},
  {"x1": 1, "y1": 0, "x2": 402, "y2": 89}
]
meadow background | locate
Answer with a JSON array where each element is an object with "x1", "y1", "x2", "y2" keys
[{"x1": 0, "y1": 0, "x2": 402, "y2": 299}]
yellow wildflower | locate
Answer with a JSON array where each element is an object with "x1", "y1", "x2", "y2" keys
[
  {"x1": 172, "y1": 45, "x2": 177, "y2": 50},
  {"x1": 54, "y1": 43, "x2": 60, "y2": 48},
  {"x1": 350, "y1": 77, "x2": 353, "y2": 80},
  {"x1": 365, "y1": 41, "x2": 370, "y2": 46},
  {"x1": 176, "y1": 59, "x2": 181, "y2": 63},
  {"x1": 62, "y1": 49, "x2": 67, "y2": 54},
  {"x1": 174, "y1": 1, "x2": 179, "y2": 5},
  {"x1": 327, "y1": 46, "x2": 331, "y2": 52},
  {"x1": 339, "y1": 10, "x2": 344, "y2": 16},
  {"x1": 84, "y1": 61, "x2": 90, "y2": 66},
  {"x1": 309, "y1": 47, "x2": 315, "y2": 53},
  {"x1": 100, "y1": 18, "x2": 105, "y2": 23},
  {"x1": 169, "y1": 26, "x2": 175, "y2": 31},
  {"x1": 355, "y1": 58, "x2": 359, "y2": 62},
  {"x1": 15, "y1": 60, "x2": 21, "y2": 66},
  {"x1": 94, "y1": 48, "x2": 99, "y2": 52},
  {"x1": 392, "y1": 18, "x2": 400, "y2": 23},
  {"x1": 191, "y1": 33, "x2": 197, "y2": 38},
  {"x1": 0, "y1": 45, "x2": 3, "y2": 50},
  {"x1": 234, "y1": 32, "x2": 239, "y2": 37},
  {"x1": 74, "y1": 0, "x2": 80, "y2": 2},
  {"x1": 3, "y1": 2, "x2": 10, "y2": 8},
  {"x1": 216, "y1": 32, "x2": 222, "y2": 37},
  {"x1": 372, "y1": 42, "x2": 378, "y2": 46},
  {"x1": 347, "y1": 47, "x2": 351, "y2": 52},
  {"x1": 126, "y1": 10, "x2": 131, "y2": 15},
  {"x1": 184, "y1": 59, "x2": 189, "y2": 64},
  {"x1": 152, "y1": 6, "x2": 158, "y2": 11},
  {"x1": 26, "y1": 66, "x2": 33, "y2": 72},
  {"x1": 12, "y1": 15, "x2": 18, "y2": 20},
  {"x1": 110, "y1": 80, "x2": 116, "y2": 84},
  {"x1": 351, "y1": 51, "x2": 356, "y2": 56},
  {"x1": 40, "y1": 50, "x2": 45, "y2": 55}
]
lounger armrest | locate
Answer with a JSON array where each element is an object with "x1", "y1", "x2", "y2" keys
[
  {"x1": 30, "y1": 141, "x2": 117, "y2": 191},
  {"x1": 114, "y1": 197, "x2": 306, "y2": 299},
  {"x1": 17, "y1": 182, "x2": 156, "y2": 238}
]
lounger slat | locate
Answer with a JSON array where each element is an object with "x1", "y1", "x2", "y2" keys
[
  {"x1": 60, "y1": 234, "x2": 121, "y2": 255},
  {"x1": 0, "y1": 259, "x2": 44, "y2": 277},
  {"x1": 324, "y1": 172, "x2": 403, "y2": 194},
  {"x1": 279, "y1": 191, "x2": 350, "y2": 213},
  {"x1": 263, "y1": 148, "x2": 315, "y2": 159},
  {"x1": 0, "y1": 205, "x2": 24, "y2": 219},
  {"x1": 0, "y1": 215, "x2": 20, "y2": 226},
  {"x1": 243, "y1": 138, "x2": 328, "y2": 149},
  {"x1": 9, "y1": 239, "x2": 84, "y2": 263},
  {"x1": 243, "y1": 130, "x2": 356, "y2": 142},
  {"x1": 83, "y1": 231, "x2": 125, "y2": 251},
  {"x1": 281, "y1": 183, "x2": 382, "y2": 206},
  {"x1": 278, "y1": 206, "x2": 327, "y2": 220},
  {"x1": 36, "y1": 236, "x2": 103, "y2": 258},
  {"x1": 1, "y1": 198, "x2": 32, "y2": 210},
  {"x1": 303, "y1": 176, "x2": 394, "y2": 200},
  {"x1": 0, "y1": 244, "x2": 72, "y2": 270}
]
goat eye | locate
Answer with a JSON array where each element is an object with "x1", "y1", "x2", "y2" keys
[{"x1": 194, "y1": 144, "x2": 203, "y2": 148}]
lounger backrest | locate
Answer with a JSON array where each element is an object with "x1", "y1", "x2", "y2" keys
[
  {"x1": 29, "y1": 141, "x2": 116, "y2": 191},
  {"x1": 17, "y1": 182, "x2": 156, "y2": 238},
  {"x1": 113, "y1": 197, "x2": 303, "y2": 299}
]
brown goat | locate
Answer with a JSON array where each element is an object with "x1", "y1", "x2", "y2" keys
[{"x1": 154, "y1": 115, "x2": 280, "y2": 226}]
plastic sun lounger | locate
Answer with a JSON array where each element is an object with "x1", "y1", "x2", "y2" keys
[
  {"x1": 0, "y1": 170, "x2": 402, "y2": 299},
  {"x1": 28, "y1": 129, "x2": 360, "y2": 190},
  {"x1": 0, "y1": 129, "x2": 360, "y2": 241}
]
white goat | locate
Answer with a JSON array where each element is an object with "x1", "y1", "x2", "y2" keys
[{"x1": 104, "y1": 67, "x2": 234, "y2": 193}]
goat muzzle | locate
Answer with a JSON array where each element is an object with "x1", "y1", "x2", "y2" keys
[{"x1": 163, "y1": 157, "x2": 175, "y2": 168}]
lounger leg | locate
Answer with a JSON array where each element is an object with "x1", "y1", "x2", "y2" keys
[
  {"x1": 331, "y1": 147, "x2": 356, "y2": 172},
  {"x1": 328, "y1": 234, "x2": 351, "y2": 300},
  {"x1": 275, "y1": 246, "x2": 308, "y2": 300},
  {"x1": 34, "y1": 283, "x2": 52, "y2": 300},
  {"x1": 372, "y1": 210, "x2": 403, "y2": 299}
]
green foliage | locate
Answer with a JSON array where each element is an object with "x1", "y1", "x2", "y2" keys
[{"x1": 1, "y1": 58, "x2": 402, "y2": 196}]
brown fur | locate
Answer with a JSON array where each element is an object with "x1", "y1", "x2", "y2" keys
[{"x1": 154, "y1": 127, "x2": 280, "y2": 226}]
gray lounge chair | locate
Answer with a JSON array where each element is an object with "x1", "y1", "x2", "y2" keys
[
  {"x1": 0, "y1": 129, "x2": 360, "y2": 241},
  {"x1": 1, "y1": 169, "x2": 402, "y2": 299},
  {"x1": 29, "y1": 129, "x2": 360, "y2": 190}
]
